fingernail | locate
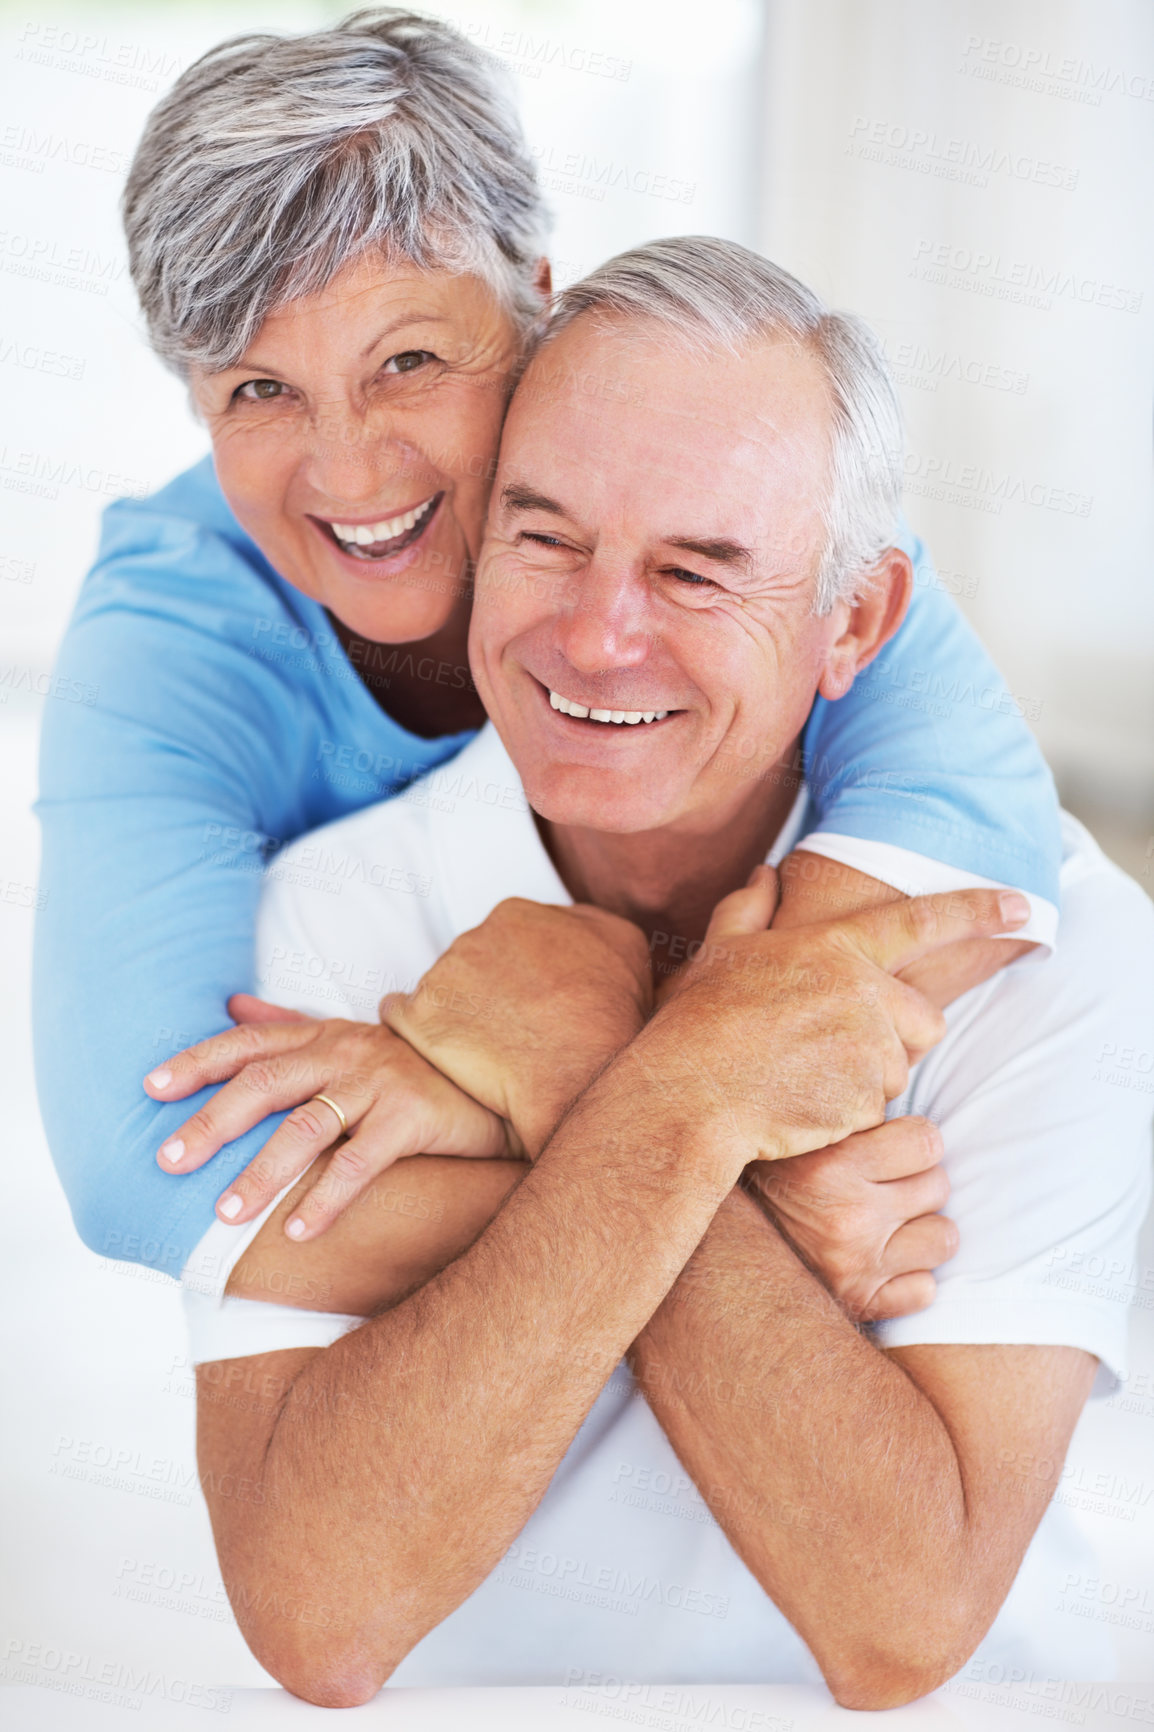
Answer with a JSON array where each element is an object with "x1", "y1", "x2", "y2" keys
[
  {"x1": 147, "y1": 1069, "x2": 172, "y2": 1090},
  {"x1": 285, "y1": 1217, "x2": 307, "y2": 1240},
  {"x1": 218, "y1": 1194, "x2": 243, "y2": 1220},
  {"x1": 159, "y1": 1138, "x2": 185, "y2": 1167},
  {"x1": 998, "y1": 892, "x2": 1030, "y2": 924}
]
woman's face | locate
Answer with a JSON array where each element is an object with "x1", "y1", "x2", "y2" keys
[{"x1": 191, "y1": 254, "x2": 526, "y2": 643}]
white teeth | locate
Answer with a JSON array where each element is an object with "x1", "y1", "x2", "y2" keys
[
  {"x1": 330, "y1": 496, "x2": 435, "y2": 548},
  {"x1": 549, "y1": 691, "x2": 670, "y2": 725}
]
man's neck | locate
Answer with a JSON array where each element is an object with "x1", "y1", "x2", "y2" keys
[{"x1": 537, "y1": 751, "x2": 804, "y2": 973}]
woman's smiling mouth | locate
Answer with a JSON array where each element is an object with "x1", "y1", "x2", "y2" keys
[{"x1": 313, "y1": 492, "x2": 443, "y2": 561}]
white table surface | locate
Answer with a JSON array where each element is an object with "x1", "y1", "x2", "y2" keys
[{"x1": 3, "y1": 1679, "x2": 1153, "y2": 1731}]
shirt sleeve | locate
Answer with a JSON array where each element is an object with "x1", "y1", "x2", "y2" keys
[
  {"x1": 33, "y1": 516, "x2": 308, "y2": 1276},
  {"x1": 802, "y1": 527, "x2": 1062, "y2": 909},
  {"x1": 873, "y1": 834, "x2": 1154, "y2": 1396}
]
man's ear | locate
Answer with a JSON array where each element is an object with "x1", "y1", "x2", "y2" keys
[
  {"x1": 533, "y1": 257, "x2": 553, "y2": 299},
  {"x1": 816, "y1": 547, "x2": 914, "y2": 703}
]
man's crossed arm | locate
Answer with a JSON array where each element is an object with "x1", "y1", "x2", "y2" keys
[{"x1": 191, "y1": 880, "x2": 1094, "y2": 1710}]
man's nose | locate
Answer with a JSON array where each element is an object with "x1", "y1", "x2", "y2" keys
[{"x1": 553, "y1": 556, "x2": 653, "y2": 675}]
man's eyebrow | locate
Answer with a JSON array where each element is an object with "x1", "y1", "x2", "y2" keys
[
  {"x1": 498, "y1": 488, "x2": 752, "y2": 567},
  {"x1": 666, "y1": 536, "x2": 753, "y2": 570},
  {"x1": 500, "y1": 483, "x2": 569, "y2": 517}
]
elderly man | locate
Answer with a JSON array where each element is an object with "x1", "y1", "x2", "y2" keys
[{"x1": 166, "y1": 241, "x2": 1152, "y2": 1708}]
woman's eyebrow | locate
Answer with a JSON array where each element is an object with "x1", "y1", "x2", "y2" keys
[{"x1": 361, "y1": 314, "x2": 450, "y2": 359}]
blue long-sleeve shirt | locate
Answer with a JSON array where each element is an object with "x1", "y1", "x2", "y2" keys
[{"x1": 33, "y1": 456, "x2": 1061, "y2": 1273}]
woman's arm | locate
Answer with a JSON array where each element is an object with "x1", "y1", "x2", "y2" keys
[
  {"x1": 800, "y1": 529, "x2": 1061, "y2": 928},
  {"x1": 33, "y1": 462, "x2": 453, "y2": 1274}
]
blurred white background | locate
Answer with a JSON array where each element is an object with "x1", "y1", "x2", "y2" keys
[{"x1": 1, "y1": 0, "x2": 1152, "y2": 1707}]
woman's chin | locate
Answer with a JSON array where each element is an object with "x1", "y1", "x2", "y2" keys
[{"x1": 331, "y1": 587, "x2": 466, "y2": 644}]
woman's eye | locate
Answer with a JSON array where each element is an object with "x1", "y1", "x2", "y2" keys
[
  {"x1": 384, "y1": 350, "x2": 435, "y2": 375},
  {"x1": 236, "y1": 378, "x2": 286, "y2": 402}
]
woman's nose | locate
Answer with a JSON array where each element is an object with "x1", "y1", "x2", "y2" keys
[{"x1": 302, "y1": 400, "x2": 413, "y2": 507}]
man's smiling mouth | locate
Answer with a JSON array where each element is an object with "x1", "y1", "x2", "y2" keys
[
  {"x1": 316, "y1": 492, "x2": 443, "y2": 560},
  {"x1": 549, "y1": 688, "x2": 670, "y2": 726}
]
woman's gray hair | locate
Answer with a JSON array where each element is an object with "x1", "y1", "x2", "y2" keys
[
  {"x1": 540, "y1": 237, "x2": 904, "y2": 613},
  {"x1": 123, "y1": 8, "x2": 550, "y2": 376}
]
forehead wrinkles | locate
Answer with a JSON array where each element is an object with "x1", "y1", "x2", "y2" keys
[{"x1": 506, "y1": 336, "x2": 831, "y2": 562}]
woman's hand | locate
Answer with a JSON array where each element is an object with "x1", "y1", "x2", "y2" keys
[
  {"x1": 744, "y1": 1116, "x2": 956, "y2": 1322},
  {"x1": 144, "y1": 1000, "x2": 516, "y2": 1240}
]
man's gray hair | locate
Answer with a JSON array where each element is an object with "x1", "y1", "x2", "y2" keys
[
  {"x1": 542, "y1": 238, "x2": 904, "y2": 613},
  {"x1": 123, "y1": 8, "x2": 550, "y2": 376}
]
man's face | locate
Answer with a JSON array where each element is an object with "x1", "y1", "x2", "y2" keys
[{"x1": 469, "y1": 313, "x2": 851, "y2": 835}]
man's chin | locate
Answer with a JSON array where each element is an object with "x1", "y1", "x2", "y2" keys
[{"x1": 522, "y1": 766, "x2": 685, "y2": 835}]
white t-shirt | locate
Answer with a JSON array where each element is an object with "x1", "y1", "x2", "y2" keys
[{"x1": 183, "y1": 723, "x2": 1154, "y2": 1685}]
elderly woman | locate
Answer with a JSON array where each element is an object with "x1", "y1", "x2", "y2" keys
[{"x1": 34, "y1": 9, "x2": 1058, "y2": 1278}]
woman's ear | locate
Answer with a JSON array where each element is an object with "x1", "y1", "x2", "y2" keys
[
  {"x1": 817, "y1": 547, "x2": 914, "y2": 702},
  {"x1": 533, "y1": 257, "x2": 553, "y2": 299}
]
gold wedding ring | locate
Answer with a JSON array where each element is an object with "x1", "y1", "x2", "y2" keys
[{"x1": 310, "y1": 1092, "x2": 349, "y2": 1138}]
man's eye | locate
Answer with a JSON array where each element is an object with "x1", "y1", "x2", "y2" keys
[
  {"x1": 384, "y1": 350, "x2": 435, "y2": 375},
  {"x1": 668, "y1": 568, "x2": 713, "y2": 588},
  {"x1": 236, "y1": 378, "x2": 287, "y2": 402},
  {"x1": 521, "y1": 531, "x2": 566, "y2": 549}
]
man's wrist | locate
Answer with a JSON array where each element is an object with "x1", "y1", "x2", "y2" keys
[
  {"x1": 632, "y1": 998, "x2": 790, "y2": 1172},
  {"x1": 557, "y1": 1017, "x2": 764, "y2": 1193}
]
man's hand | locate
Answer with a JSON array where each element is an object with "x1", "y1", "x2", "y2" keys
[
  {"x1": 144, "y1": 1012, "x2": 514, "y2": 1238},
  {"x1": 649, "y1": 866, "x2": 1030, "y2": 1169},
  {"x1": 382, "y1": 897, "x2": 653, "y2": 1157},
  {"x1": 745, "y1": 1117, "x2": 956, "y2": 1322}
]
